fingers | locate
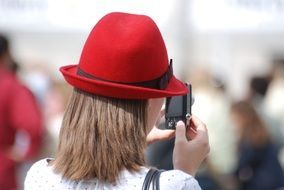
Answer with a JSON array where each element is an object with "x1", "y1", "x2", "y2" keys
[
  {"x1": 187, "y1": 127, "x2": 197, "y2": 140},
  {"x1": 190, "y1": 116, "x2": 210, "y2": 153},
  {"x1": 174, "y1": 116, "x2": 208, "y2": 144},
  {"x1": 191, "y1": 115, "x2": 207, "y2": 133},
  {"x1": 175, "y1": 117, "x2": 206, "y2": 141},
  {"x1": 173, "y1": 117, "x2": 210, "y2": 176},
  {"x1": 146, "y1": 127, "x2": 175, "y2": 145},
  {"x1": 184, "y1": 116, "x2": 209, "y2": 145},
  {"x1": 175, "y1": 121, "x2": 186, "y2": 143},
  {"x1": 158, "y1": 128, "x2": 175, "y2": 139}
]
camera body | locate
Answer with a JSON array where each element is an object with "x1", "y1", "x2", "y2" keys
[{"x1": 165, "y1": 83, "x2": 192, "y2": 129}]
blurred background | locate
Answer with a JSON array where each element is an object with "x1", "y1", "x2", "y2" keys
[{"x1": 1, "y1": 0, "x2": 284, "y2": 189}]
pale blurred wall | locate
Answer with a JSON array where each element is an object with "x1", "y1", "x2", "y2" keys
[
  {"x1": 0, "y1": 0, "x2": 182, "y2": 79},
  {"x1": 1, "y1": 0, "x2": 284, "y2": 98},
  {"x1": 186, "y1": 32, "x2": 284, "y2": 99},
  {"x1": 6, "y1": 32, "x2": 86, "y2": 79}
]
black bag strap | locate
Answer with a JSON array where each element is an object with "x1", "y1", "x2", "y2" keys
[
  {"x1": 153, "y1": 170, "x2": 162, "y2": 190},
  {"x1": 142, "y1": 168, "x2": 164, "y2": 190}
]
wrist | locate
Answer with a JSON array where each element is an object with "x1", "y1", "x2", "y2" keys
[{"x1": 173, "y1": 161, "x2": 197, "y2": 177}]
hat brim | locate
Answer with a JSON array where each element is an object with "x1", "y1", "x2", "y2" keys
[{"x1": 60, "y1": 65, "x2": 188, "y2": 99}]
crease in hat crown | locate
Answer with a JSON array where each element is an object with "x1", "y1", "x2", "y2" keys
[{"x1": 60, "y1": 12, "x2": 188, "y2": 99}]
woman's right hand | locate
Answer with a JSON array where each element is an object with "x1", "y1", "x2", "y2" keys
[{"x1": 173, "y1": 115, "x2": 210, "y2": 177}]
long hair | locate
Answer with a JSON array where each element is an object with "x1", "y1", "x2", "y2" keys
[
  {"x1": 230, "y1": 101, "x2": 270, "y2": 147},
  {"x1": 51, "y1": 88, "x2": 148, "y2": 183}
]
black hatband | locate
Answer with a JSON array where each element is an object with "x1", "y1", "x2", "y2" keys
[{"x1": 76, "y1": 59, "x2": 173, "y2": 90}]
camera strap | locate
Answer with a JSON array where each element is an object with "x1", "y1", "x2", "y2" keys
[{"x1": 142, "y1": 168, "x2": 164, "y2": 190}]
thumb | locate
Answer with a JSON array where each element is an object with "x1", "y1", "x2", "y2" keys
[{"x1": 175, "y1": 121, "x2": 186, "y2": 142}]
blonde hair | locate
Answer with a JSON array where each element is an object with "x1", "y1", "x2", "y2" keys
[{"x1": 51, "y1": 88, "x2": 148, "y2": 183}]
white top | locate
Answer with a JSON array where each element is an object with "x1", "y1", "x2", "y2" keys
[{"x1": 25, "y1": 159, "x2": 201, "y2": 190}]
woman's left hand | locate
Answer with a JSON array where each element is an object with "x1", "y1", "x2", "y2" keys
[{"x1": 146, "y1": 109, "x2": 175, "y2": 145}]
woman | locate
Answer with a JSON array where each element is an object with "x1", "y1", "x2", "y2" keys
[
  {"x1": 25, "y1": 12, "x2": 209, "y2": 189},
  {"x1": 230, "y1": 101, "x2": 284, "y2": 190}
]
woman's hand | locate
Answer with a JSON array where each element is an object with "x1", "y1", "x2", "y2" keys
[
  {"x1": 146, "y1": 126, "x2": 175, "y2": 145},
  {"x1": 146, "y1": 109, "x2": 175, "y2": 145},
  {"x1": 173, "y1": 115, "x2": 210, "y2": 177}
]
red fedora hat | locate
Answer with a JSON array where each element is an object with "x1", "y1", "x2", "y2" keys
[{"x1": 60, "y1": 12, "x2": 188, "y2": 99}]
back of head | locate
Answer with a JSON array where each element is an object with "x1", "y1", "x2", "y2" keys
[{"x1": 52, "y1": 89, "x2": 148, "y2": 183}]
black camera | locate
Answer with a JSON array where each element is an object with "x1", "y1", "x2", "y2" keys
[{"x1": 165, "y1": 83, "x2": 192, "y2": 129}]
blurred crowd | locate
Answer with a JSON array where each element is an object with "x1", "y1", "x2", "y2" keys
[
  {"x1": 1, "y1": 31, "x2": 284, "y2": 190},
  {"x1": 0, "y1": 34, "x2": 70, "y2": 190}
]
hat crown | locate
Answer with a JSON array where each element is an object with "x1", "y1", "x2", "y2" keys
[{"x1": 78, "y1": 12, "x2": 169, "y2": 83}]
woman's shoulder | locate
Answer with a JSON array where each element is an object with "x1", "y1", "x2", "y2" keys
[
  {"x1": 25, "y1": 158, "x2": 63, "y2": 190},
  {"x1": 118, "y1": 167, "x2": 201, "y2": 190},
  {"x1": 159, "y1": 170, "x2": 201, "y2": 190},
  {"x1": 26, "y1": 158, "x2": 53, "y2": 175},
  {"x1": 26, "y1": 158, "x2": 50, "y2": 176},
  {"x1": 24, "y1": 161, "x2": 201, "y2": 190}
]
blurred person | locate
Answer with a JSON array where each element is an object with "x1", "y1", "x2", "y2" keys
[
  {"x1": 25, "y1": 12, "x2": 209, "y2": 189},
  {"x1": 246, "y1": 74, "x2": 284, "y2": 152},
  {"x1": 230, "y1": 101, "x2": 284, "y2": 190},
  {"x1": 0, "y1": 34, "x2": 43, "y2": 190}
]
